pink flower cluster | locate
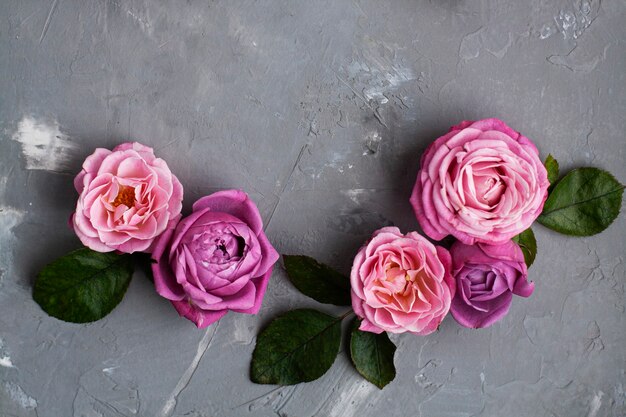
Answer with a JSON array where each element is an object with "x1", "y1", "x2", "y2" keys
[
  {"x1": 72, "y1": 117, "x2": 548, "y2": 334},
  {"x1": 71, "y1": 143, "x2": 278, "y2": 328},
  {"x1": 351, "y1": 119, "x2": 547, "y2": 332}
]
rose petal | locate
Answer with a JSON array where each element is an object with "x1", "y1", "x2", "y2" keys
[
  {"x1": 193, "y1": 189, "x2": 264, "y2": 234},
  {"x1": 450, "y1": 291, "x2": 512, "y2": 328},
  {"x1": 171, "y1": 299, "x2": 228, "y2": 329},
  {"x1": 231, "y1": 267, "x2": 274, "y2": 314}
]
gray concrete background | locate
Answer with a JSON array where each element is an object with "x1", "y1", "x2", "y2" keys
[{"x1": 0, "y1": 0, "x2": 624, "y2": 416}]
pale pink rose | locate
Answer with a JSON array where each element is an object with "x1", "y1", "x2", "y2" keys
[
  {"x1": 350, "y1": 227, "x2": 455, "y2": 335},
  {"x1": 71, "y1": 142, "x2": 183, "y2": 253},
  {"x1": 410, "y1": 118, "x2": 549, "y2": 245}
]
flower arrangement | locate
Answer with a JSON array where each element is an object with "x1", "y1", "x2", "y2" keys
[
  {"x1": 33, "y1": 143, "x2": 278, "y2": 327},
  {"x1": 32, "y1": 118, "x2": 623, "y2": 389},
  {"x1": 248, "y1": 118, "x2": 624, "y2": 388}
]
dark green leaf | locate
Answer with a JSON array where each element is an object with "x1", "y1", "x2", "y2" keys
[
  {"x1": 251, "y1": 309, "x2": 342, "y2": 385},
  {"x1": 349, "y1": 318, "x2": 396, "y2": 389},
  {"x1": 545, "y1": 154, "x2": 559, "y2": 185},
  {"x1": 537, "y1": 168, "x2": 624, "y2": 236},
  {"x1": 134, "y1": 252, "x2": 154, "y2": 282},
  {"x1": 33, "y1": 248, "x2": 133, "y2": 323},
  {"x1": 283, "y1": 255, "x2": 351, "y2": 306},
  {"x1": 511, "y1": 228, "x2": 537, "y2": 268}
]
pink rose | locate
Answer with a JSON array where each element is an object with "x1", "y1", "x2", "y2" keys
[
  {"x1": 350, "y1": 227, "x2": 455, "y2": 335},
  {"x1": 410, "y1": 118, "x2": 549, "y2": 245},
  {"x1": 72, "y1": 142, "x2": 183, "y2": 253},
  {"x1": 151, "y1": 190, "x2": 279, "y2": 328},
  {"x1": 449, "y1": 240, "x2": 534, "y2": 328}
]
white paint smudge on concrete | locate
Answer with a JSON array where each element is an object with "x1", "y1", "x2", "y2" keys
[
  {"x1": 0, "y1": 337, "x2": 14, "y2": 368},
  {"x1": 540, "y1": 0, "x2": 599, "y2": 41},
  {"x1": 341, "y1": 189, "x2": 368, "y2": 205},
  {"x1": 0, "y1": 356, "x2": 14, "y2": 368},
  {"x1": 0, "y1": 207, "x2": 26, "y2": 229},
  {"x1": 586, "y1": 390, "x2": 604, "y2": 417},
  {"x1": 345, "y1": 60, "x2": 416, "y2": 105},
  {"x1": 157, "y1": 323, "x2": 219, "y2": 417},
  {"x1": 232, "y1": 314, "x2": 254, "y2": 345},
  {"x1": 0, "y1": 177, "x2": 26, "y2": 286},
  {"x1": 11, "y1": 116, "x2": 76, "y2": 172},
  {"x1": 554, "y1": 5, "x2": 594, "y2": 40},
  {"x1": 325, "y1": 380, "x2": 377, "y2": 417},
  {"x1": 539, "y1": 24, "x2": 555, "y2": 39},
  {"x1": 362, "y1": 131, "x2": 382, "y2": 156},
  {"x1": 124, "y1": 3, "x2": 153, "y2": 36},
  {"x1": 364, "y1": 67, "x2": 414, "y2": 103},
  {"x1": 0, "y1": 205, "x2": 26, "y2": 283},
  {"x1": 4, "y1": 382, "x2": 38, "y2": 410},
  {"x1": 102, "y1": 366, "x2": 119, "y2": 375}
]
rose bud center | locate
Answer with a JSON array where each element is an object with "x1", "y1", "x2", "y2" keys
[
  {"x1": 467, "y1": 268, "x2": 496, "y2": 295},
  {"x1": 112, "y1": 185, "x2": 136, "y2": 208},
  {"x1": 472, "y1": 167, "x2": 506, "y2": 206},
  {"x1": 383, "y1": 261, "x2": 410, "y2": 294},
  {"x1": 193, "y1": 226, "x2": 247, "y2": 267},
  {"x1": 211, "y1": 235, "x2": 246, "y2": 263}
]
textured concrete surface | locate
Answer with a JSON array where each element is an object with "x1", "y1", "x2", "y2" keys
[{"x1": 0, "y1": 1, "x2": 625, "y2": 416}]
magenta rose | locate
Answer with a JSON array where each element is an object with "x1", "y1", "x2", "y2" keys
[
  {"x1": 449, "y1": 240, "x2": 534, "y2": 328},
  {"x1": 410, "y1": 118, "x2": 549, "y2": 245},
  {"x1": 350, "y1": 227, "x2": 455, "y2": 335},
  {"x1": 72, "y1": 142, "x2": 183, "y2": 253},
  {"x1": 151, "y1": 190, "x2": 279, "y2": 328}
]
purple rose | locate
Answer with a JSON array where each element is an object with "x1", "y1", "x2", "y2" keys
[
  {"x1": 152, "y1": 190, "x2": 279, "y2": 328},
  {"x1": 449, "y1": 240, "x2": 534, "y2": 328}
]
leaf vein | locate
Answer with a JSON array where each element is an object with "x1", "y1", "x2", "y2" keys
[
  {"x1": 255, "y1": 315, "x2": 341, "y2": 379},
  {"x1": 38, "y1": 255, "x2": 131, "y2": 296},
  {"x1": 541, "y1": 187, "x2": 623, "y2": 216}
]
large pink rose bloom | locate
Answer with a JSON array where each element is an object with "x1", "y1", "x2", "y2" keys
[
  {"x1": 410, "y1": 119, "x2": 549, "y2": 245},
  {"x1": 350, "y1": 227, "x2": 455, "y2": 335},
  {"x1": 72, "y1": 142, "x2": 183, "y2": 253},
  {"x1": 152, "y1": 190, "x2": 279, "y2": 328}
]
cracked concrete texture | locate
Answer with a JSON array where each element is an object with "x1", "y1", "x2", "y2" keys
[{"x1": 0, "y1": 0, "x2": 624, "y2": 416}]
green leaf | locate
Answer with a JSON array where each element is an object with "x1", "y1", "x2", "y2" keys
[
  {"x1": 283, "y1": 255, "x2": 351, "y2": 306},
  {"x1": 545, "y1": 154, "x2": 559, "y2": 185},
  {"x1": 251, "y1": 309, "x2": 342, "y2": 385},
  {"x1": 33, "y1": 248, "x2": 133, "y2": 323},
  {"x1": 511, "y1": 228, "x2": 537, "y2": 268},
  {"x1": 537, "y1": 168, "x2": 624, "y2": 236},
  {"x1": 349, "y1": 318, "x2": 396, "y2": 389},
  {"x1": 134, "y1": 252, "x2": 154, "y2": 282}
]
